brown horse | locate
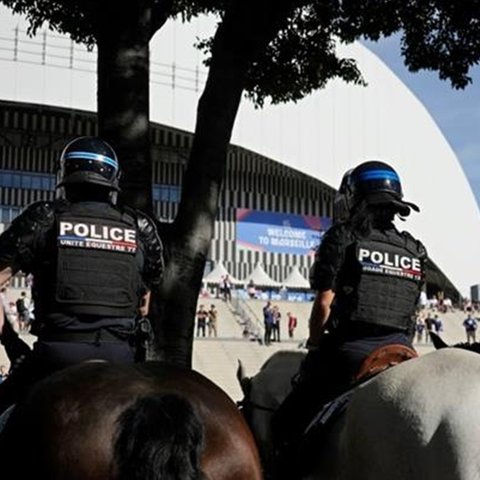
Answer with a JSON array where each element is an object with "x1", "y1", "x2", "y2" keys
[{"x1": 0, "y1": 361, "x2": 263, "y2": 480}]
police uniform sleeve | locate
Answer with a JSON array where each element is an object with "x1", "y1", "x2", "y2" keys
[
  {"x1": 309, "y1": 223, "x2": 351, "y2": 292},
  {"x1": 416, "y1": 238, "x2": 428, "y2": 288},
  {"x1": 135, "y1": 211, "x2": 164, "y2": 290},
  {"x1": 401, "y1": 230, "x2": 428, "y2": 286},
  {"x1": 0, "y1": 201, "x2": 55, "y2": 274}
]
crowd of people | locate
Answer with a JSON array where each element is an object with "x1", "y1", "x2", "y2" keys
[
  {"x1": 195, "y1": 304, "x2": 219, "y2": 338},
  {"x1": 262, "y1": 301, "x2": 298, "y2": 345},
  {"x1": 414, "y1": 297, "x2": 480, "y2": 345},
  {"x1": 414, "y1": 309, "x2": 443, "y2": 343},
  {"x1": 195, "y1": 297, "x2": 301, "y2": 345}
]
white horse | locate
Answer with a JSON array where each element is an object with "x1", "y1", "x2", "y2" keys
[{"x1": 238, "y1": 348, "x2": 480, "y2": 480}]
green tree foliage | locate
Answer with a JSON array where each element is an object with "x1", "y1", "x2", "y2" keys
[{"x1": 2, "y1": 0, "x2": 480, "y2": 367}]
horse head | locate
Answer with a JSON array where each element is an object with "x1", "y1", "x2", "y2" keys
[{"x1": 237, "y1": 350, "x2": 306, "y2": 476}]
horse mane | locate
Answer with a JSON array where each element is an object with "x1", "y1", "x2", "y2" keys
[
  {"x1": 429, "y1": 331, "x2": 480, "y2": 354},
  {"x1": 114, "y1": 393, "x2": 205, "y2": 480},
  {"x1": 451, "y1": 342, "x2": 480, "y2": 354}
]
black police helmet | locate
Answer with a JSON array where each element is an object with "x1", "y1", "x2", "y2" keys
[
  {"x1": 56, "y1": 136, "x2": 121, "y2": 191},
  {"x1": 350, "y1": 161, "x2": 419, "y2": 216}
]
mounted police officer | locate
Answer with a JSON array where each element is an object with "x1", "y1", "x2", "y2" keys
[
  {"x1": 0, "y1": 136, "x2": 164, "y2": 413},
  {"x1": 272, "y1": 160, "x2": 427, "y2": 477}
]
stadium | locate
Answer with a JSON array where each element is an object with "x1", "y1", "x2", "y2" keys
[{"x1": 0, "y1": 98, "x2": 462, "y2": 302}]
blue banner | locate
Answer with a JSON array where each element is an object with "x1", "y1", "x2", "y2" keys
[{"x1": 236, "y1": 209, "x2": 331, "y2": 255}]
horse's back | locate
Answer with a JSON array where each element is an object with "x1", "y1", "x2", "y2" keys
[
  {"x1": 0, "y1": 361, "x2": 263, "y2": 480},
  {"x1": 342, "y1": 349, "x2": 480, "y2": 480}
]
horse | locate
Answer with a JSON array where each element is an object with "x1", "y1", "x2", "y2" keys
[
  {"x1": 238, "y1": 347, "x2": 480, "y2": 480},
  {"x1": 237, "y1": 351, "x2": 306, "y2": 474},
  {"x1": 0, "y1": 361, "x2": 263, "y2": 480}
]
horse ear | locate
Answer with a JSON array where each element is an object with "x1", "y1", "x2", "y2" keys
[
  {"x1": 429, "y1": 331, "x2": 448, "y2": 349},
  {"x1": 236, "y1": 360, "x2": 252, "y2": 396},
  {"x1": 236, "y1": 360, "x2": 246, "y2": 383}
]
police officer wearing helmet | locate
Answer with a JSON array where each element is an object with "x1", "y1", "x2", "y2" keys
[
  {"x1": 272, "y1": 160, "x2": 426, "y2": 474},
  {"x1": 0, "y1": 136, "x2": 164, "y2": 413}
]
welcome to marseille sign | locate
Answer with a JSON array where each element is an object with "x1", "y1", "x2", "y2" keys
[{"x1": 236, "y1": 209, "x2": 331, "y2": 256}]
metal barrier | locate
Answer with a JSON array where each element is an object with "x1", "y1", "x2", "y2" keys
[{"x1": 230, "y1": 296, "x2": 264, "y2": 343}]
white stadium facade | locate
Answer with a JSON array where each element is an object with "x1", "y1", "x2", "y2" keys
[{"x1": 0, "y1": 9, "x2": 479, "y2": 301}]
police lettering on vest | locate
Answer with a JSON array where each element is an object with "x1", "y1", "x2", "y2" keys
[
  {"x1": 357, "y1": 247, "x2": 422, "y2": 281},
  {"x1": 58, "y1": 221, "x2": 137, "y2": 253}
]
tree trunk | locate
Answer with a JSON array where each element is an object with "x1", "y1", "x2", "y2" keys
[
  {"x1": 150, "y1": 34, "x2": 246, "y2": 367},
  {"x1": 96, "y1": 5, "x2": 153, "y2": 213},
  {"x1": 151, "y1": 0, "x2": 298, "y2": 368}
]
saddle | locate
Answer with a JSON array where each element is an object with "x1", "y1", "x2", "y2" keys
[{"x1": 354, "y1": 343, "x2": 418, "y2": 383}]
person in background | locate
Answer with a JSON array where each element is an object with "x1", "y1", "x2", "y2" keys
[
  {"x1": 247, "y1": 280, "x2": 257, "y2": 299},
  {"x1": 263, "y1": 301, "x2": 274, "y2": 346},
  {"x1": 15, "y1": 292, "x2": 30, "y2": 332},
  {"x1": 222, "y1": 275, "x2": 232, "y2": 302},
  {"x1": 272, "y1": 305, "x2": 281, "y2": 342},
  {"x1": 433, "y1": 314, "x2": 443, "y2": 335},
  {"x1": 196, "y1": 305, "x2": 208, "y2": 337},
  {"x1": 424, "y1": 313, "x2": 435, "y2": 342},
  {"x1": 463, "y1": 313, "x2": 478, "y2": 344},
  {"x1": 287, "y1": 312, "x2": 298, "y2": 339},
  {"x1": 415, "y1": 314, "x2": 425, "y2": 343},
  {"x1": 208, "y1": 304, "x2": 218, "y2": 338}
]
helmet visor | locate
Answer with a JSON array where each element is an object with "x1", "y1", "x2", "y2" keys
[
  {"x1": 63, "y1": 151, "x2": 119, "y2": 181},
  {"x1": 355, "y1": 168, "x2": 402, "y2": 198}
]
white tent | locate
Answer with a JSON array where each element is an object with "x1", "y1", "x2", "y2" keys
[
  {"x1": 282, "y1": 266, "x2": 311, "y2": 290},
  {"x1": 244, "y1": 263, "x2": 281, "y2": 288},
  {"x1": 202, "y1": 261, "x2": 242, "y2": 285}
]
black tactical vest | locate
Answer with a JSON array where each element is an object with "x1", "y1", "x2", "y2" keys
[
  {"x1": 52, "y1": 202, "x2": 142, "y2": 317},
  {"x1": 333, "y1": 228, "x2": 425, "y2": 330}
]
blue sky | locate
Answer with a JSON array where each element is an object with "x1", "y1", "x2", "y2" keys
[{"x1": 363, "y1": 36, "x2": 480, "y2": 209}]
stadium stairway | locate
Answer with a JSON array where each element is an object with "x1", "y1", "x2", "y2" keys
[{"x1": 192, "y1": 297, "x2": 307, "y2": 401}]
